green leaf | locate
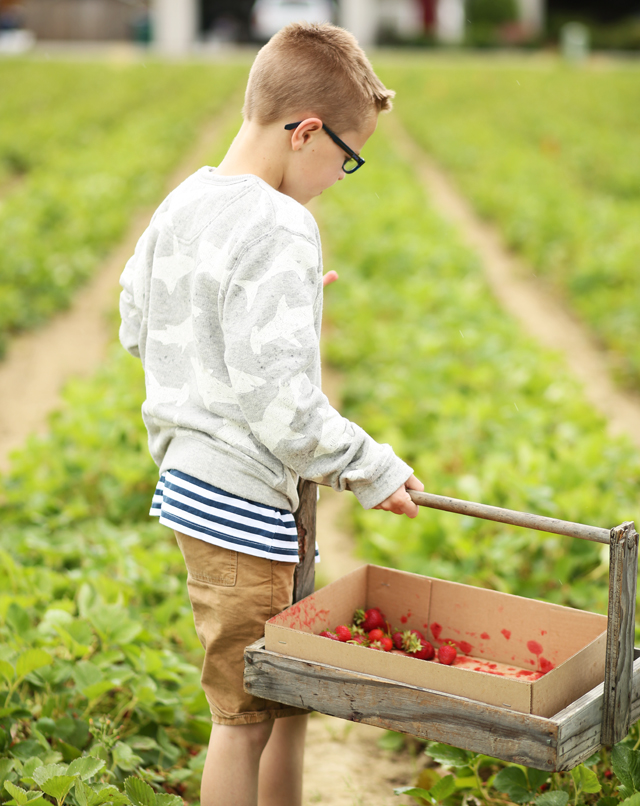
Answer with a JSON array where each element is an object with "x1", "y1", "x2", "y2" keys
[
  {"x1": 113, "y1": 744, "x2": 142, "y2": 773},
  {"x1": 394, "y1": 786, "x2": 434, "y2": 802},
  {"x1": 124, "y1": 777, "x2": 156, "y2": 806},
  {"x1": 0, "y1": 660, "x2": 15, "y2": 684},
  {"x1": 72, "y1": 662, "x2": 103, "y2": 693},
  {"x1": 535, "y1": 792, "x2": 569, "y2": 806},
  {"x1": 4, "y1": 781, "x2": 29, "y2": 806},
  {"x1": 75, "y1": 781, "x2": 129, "y2": 806},
  {"x1": 621, "y1": 795, "x2": 640, "y2": 806},
  {"x1": 57, "y1": 741, "x2": 82, "y2": 763},
  {"x1": 493, "y1": 766, "x2": 532, "y2": 804},
  {"x1": 38, "y1": 775, "x2": 76, "y2": 804},
  {"x1": 571, "y1": 764, "x2": 602, "y2": 795},
  {"x1": 67, "y1": 758, "x2": 105, "y2": 781},
  {"x1": 527, "y1": 768, "x2": 551, "y2": 791},
  {"x1": 32, "y1": 765, "x2": 68, "y2": 786},
  {"x1": 612, "y1": 745, "x2": 635, "y2": 791},
  {"x1": 155, "y1": 796, "x2": 182, "y2": 806},
  {"x1": 429, "y1": 774, "x2": 456, "y2": 802},
  {"x1": 82, "y1": 681, "x2": 114, "y2": 700},
  {"x1": 0, "y1": 758, "x2": 15, "y2": 788},
  {"x1": 426, "y1": 743, "x2": 472, "y2": 767},
  {"x1": 20, "y1": 758, "x2": 44, "y2": 786},
  {"x1": 15, "y1": 650, "x2": 53, "y2": 680},
  {"x1": 6, "y1": 604, "x2": 31, "y2": 636}
]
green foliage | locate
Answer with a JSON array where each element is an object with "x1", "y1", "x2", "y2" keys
[
  {"x1": 0, "y1": 60, "x2": 247, "y2": 353},
  {"x1": 0, "y1": 343, "x2": 207, "y2": 801},
  {"x1": 383, "y1": 62, "x2": 640, "y2": 390}
]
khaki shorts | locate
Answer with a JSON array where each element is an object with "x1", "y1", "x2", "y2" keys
[{"x1": 175, "y1": 531, "x2": 309, "y2": 726}]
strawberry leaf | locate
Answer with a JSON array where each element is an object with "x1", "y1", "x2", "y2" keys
[
  {"x1": 429, "y1": 774, "x2": 456, "y2": 802},
  {"x1": 534, "y1": 792, "x2": 569, "y2": 806},
  {"x1": 426, "y1": 743, "x2": 472, "y2": 767},
  {"x1": 493, "y1": 766, "x2": 531, "y2": 804}
]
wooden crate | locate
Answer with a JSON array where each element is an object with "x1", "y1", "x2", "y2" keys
[
  {"x1": 243, "y1": 480, "x2": 639, "y2": 768},
  {"x1": 245, "y1": 639, "x2": 640, "y2": 771}
]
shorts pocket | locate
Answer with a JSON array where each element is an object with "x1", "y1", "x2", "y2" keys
[{"x1": 175, "y1": 531, "x2": 238, "y2": 587}]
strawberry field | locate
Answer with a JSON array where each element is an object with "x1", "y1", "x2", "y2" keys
[
  {"x1": 1, "y1": 55, "x2": 640, "y2": 806},
  {"x1": 0, "y1": 60, "x2": 245, "y2": 355},
  {"x1": 381, "y1": 59, "x2": 640, "y2": 390}
]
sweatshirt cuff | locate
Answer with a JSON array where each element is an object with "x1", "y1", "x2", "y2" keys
[{"x1": 348, "y1": 455, "x2": 414, "y2": 510}]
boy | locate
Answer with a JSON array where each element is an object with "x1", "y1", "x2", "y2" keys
[{"x1": 119, "y1": 21, "x2": 423, "y2": 806}]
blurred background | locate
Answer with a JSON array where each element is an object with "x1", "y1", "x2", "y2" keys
[{"x1": 0, "y1": 0, "x2": 639, "y2": 55}]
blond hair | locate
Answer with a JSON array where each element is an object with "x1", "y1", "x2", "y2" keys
[{"x1": 243, "y1": 22, "x2": 394, "y2": 134}]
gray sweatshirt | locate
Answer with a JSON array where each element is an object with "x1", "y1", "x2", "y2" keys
[{"x1": 119, "y1": 167, "x2": 412, "y2": 512}]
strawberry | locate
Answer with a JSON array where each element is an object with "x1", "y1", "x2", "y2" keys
[
  {"x1": 354, "y1": 607, "x2": 386, "y2": 632},
  {"x1": 438, "y1": 642, "x2": 457, "y2": 665},
  {"x1": 379, "y1": 635, "x2": 394, "y2": 652},
  {"x1": 334, "y1": 625, "x2": 352, "y2": 642},
  {"x1": 414, "y1": 639, "x2": 435, "y2": 660},
  {"x1": 368, "y1": 628, "x2": 385, "y2": 643},
  {"x1": 404, "y1": 632, "x2": 435, "y2": 660},
  {"x1": 409, "y1": 629, "x2": 424, "y2": 641},
  {"x1": 392, "y1": 631, "x2": 405, "y2": 650},
  {"x1": 348, "y1": 633, "x2": 369, "y2": 646},
  {"x1": 319, "y1": 630, "x2": 341, "y2": 641}
]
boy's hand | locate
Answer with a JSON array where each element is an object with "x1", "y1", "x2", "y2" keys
[
  {"x1": 322, "y1": 270, "x2": 339, "y2": 287},
  {"x1": 373, "y1": 475, "x2": 424, "y2": 518}
]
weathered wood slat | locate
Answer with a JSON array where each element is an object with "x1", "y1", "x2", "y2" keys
[
  {"x1": 244, "y1": 640, "x2": 559, "y2": 770},
  {"x1": 602, "y1": 522, "x2": 639, "y2": 746},
  {"x1": 408, "y1": 490, "x2": 611, "y2": 545},
  {"x1": 555, "y1": 655, "x2": 640, "y2": 769},
  {"x1": 292, "y1": 479, "x2": 317, "y2": 603}
]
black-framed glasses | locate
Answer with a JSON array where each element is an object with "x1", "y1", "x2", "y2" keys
[{"x1": 284, "y1": 121, "x2": 365, "y2": 174}]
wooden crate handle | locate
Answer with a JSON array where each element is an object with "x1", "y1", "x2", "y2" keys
[
  {"x1": 602, "y1": 522, "x2": 639, "y2": 746},
  {"x1": 292, "y1": 478, "x2": 317, "y2": 603}
]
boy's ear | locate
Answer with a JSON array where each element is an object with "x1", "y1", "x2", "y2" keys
[{"x1": 288, "y1": 118, "x2": 323, "y2": 151}]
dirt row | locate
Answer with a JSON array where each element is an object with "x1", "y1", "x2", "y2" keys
[{"x1": 3, "y1": 107, "x2": 640, "y2": 804}]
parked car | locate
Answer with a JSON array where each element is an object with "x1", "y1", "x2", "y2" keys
[{"x1": 250, "y1": 0, "x2": 336, "y2": 41}]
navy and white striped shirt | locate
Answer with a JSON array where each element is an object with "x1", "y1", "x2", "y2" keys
[{"x1": 150, "y1": 469, "x2": 316, "y2": 563}]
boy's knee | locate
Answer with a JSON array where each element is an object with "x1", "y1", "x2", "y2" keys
[{"x1": 210, "y1": 719, "x2": 274, "y2": 754}]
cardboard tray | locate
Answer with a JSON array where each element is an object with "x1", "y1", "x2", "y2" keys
[{"x1": 263, "y1": 565, "x2": 608, "y2": 718}]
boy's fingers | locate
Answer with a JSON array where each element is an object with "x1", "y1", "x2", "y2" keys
[
  {"x1": 373, "y1": 485, "x2": 420, "y2": 518},
  {"x1": 322, "y1": 270, "x2": 339, "y2": 287},
  {"x1": 405, "y1": 474, "x2": 424, "y2": 492}
]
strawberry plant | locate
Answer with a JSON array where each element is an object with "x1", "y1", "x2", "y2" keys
[
  {"x1": 0, "y1": 60, "x2": 247, "y2": 354},
  {"x1": 381, "y1": 62, "x2": 640, "y2": 390}
]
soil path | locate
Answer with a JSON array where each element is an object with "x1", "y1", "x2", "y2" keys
[{"x1": 387, "y1": 114, "x2": 640, "y2": 449}]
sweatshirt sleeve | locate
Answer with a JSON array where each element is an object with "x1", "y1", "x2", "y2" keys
[{"x1": 221, "y1": 227, "x2": 413, "y2": 510}]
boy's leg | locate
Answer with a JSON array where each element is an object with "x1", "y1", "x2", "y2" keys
[
  {"x1": 258, "y1": 713, "x2": 308, "y2": 806},
  {"x1": 201, "y1": 720, "x2": 274, "y2": 806}
]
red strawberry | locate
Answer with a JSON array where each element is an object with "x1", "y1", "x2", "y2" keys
[
  {"x1": 404, "y1": 632, "x2": 435, "y2": 660},
  {"x1": 335, "y1": 625, "x2": 352, "y2": 642},
  {"x1": 409, "y1": 629, "x2": 424, "y2": 641},
  {"x1": 348, "y1": 633, "x2": 369, "y2": 646},
  {"x1": 319, "y1": 631, "x2": 341, "y2": 641},
  {"x1": 368, "y1": 628, "x2": 385, "y2": 642},
  {"x1": 392, "y1": 631, "x2": 405, "y2": 650},
  {"x1": 414, "y1": 639, "x2": 435, "y2": 660},
  {"x1": 354, "y1": 607, "x2": 386, "y2": 632},
  {"x1": 379, "y1": 636, "x2": 394, "y2": 652},
  {"x1": 438, "y1": 643, "x2": 457, "y2": 665}
]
